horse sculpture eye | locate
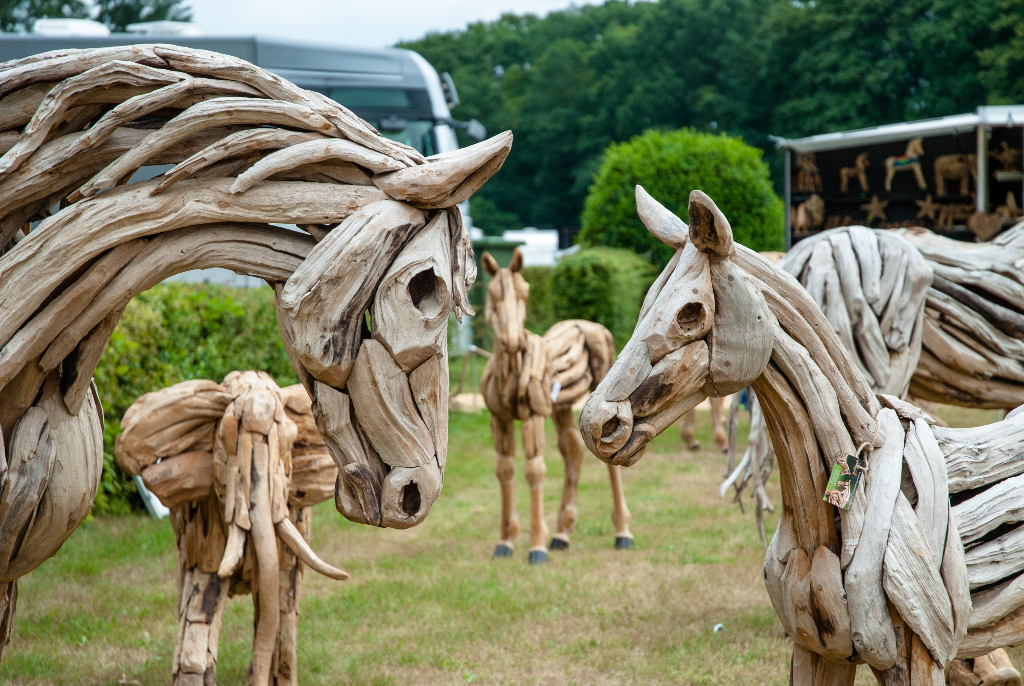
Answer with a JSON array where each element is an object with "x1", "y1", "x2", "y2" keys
[
  {"x1": 675, "y1": 302, "x2": 705, "y2": 332},
  {"x1": 408, "y1": 267, "x2": 444, "y2": 317}
]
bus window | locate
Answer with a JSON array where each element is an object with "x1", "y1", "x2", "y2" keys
[{"x1": 327, "y1": 87, "x2": 437, "y2": 156}]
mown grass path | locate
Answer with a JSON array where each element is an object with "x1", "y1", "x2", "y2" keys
[{"x1": 0, "y1": 406, "x2": 1004, "y2": 685}]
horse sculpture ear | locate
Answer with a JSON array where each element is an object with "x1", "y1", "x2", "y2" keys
[
  {"x1": 635, "y1": 186, "x2": 688, "y2": 249},
  {"x1": 509, "y1": 247, "x2": 523, "y2": 273},
  {"x1": 372, "y1": 131, "x2": 513, "y2": 209},
  {"x1": 481, "y1": 251, "x2": 499, "y2": 276},
  {"x1": 688, "y1": 190, "x2": 734, "y2": 258}
]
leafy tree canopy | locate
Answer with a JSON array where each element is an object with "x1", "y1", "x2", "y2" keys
[
  {"x1": 1, "y1": 0, "x2": 190, "y2": 33},
  {"x1": 402, "y1": 0, "x2": 1022, "y2": 238},
  {"x1": 580, "y1": 129, "x2": 784, "y2": 265}
]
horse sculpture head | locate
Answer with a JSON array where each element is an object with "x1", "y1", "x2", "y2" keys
[
  {"x1": 481, "y1": 247, "x2": 528, "y2": 354},
  {"x1": 0, "y1": 44, "x2": 512, "y2": 589},
  {"x1": 579, "y1": 187, "x2": 774, "y2": 466}
]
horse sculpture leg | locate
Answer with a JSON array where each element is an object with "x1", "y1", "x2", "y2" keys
[
  {"x1": 491, "y1": 415, "x2": 519, "y2": 558},
  {"x1": 550, "y1": 406, "x2": 582, "y2": 551},
  {"x1": 680, "y1": 410, "x2": 701, "y2": 450},
  {"x1": 521, "y1": 414, "x2": 550, "y2": 564},
  {"x1": 606, "y1": 464, "x2": 633, "y2": 549},
  {"x1": 711, "y1": 396, "x2": 729, "y2": 451}
]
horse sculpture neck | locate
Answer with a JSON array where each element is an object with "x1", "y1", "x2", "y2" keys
[{"x1": 732, "y1": 246, "x2": 882, "y2": 561}]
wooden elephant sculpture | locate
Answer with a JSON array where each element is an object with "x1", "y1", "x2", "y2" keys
[{"x1": 115, "y1": 371, "x2": 344, "y2": 686}]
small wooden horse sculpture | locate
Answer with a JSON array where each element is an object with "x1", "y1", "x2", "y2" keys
[
  {"x1": 582, "y1": 186, "x2": 1024, "y2": 685},
  {"x1": 885, "y1": 137, "x2": 926, "y2": 191},
  {"x1": 840, "y1": 153, "x2": 870, "y2": 194},
  {"x1": 480, "y1": 249, "x2": 632, "y2": 563}
]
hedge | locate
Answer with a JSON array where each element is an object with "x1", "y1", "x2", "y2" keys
[
  {"x1": 579, "y1": 128, "x2": 785, "y2": 266},
  {"x1": 92, "y1": 282, "x2": 297, "y2": 514},
  {"x1": 550, "y1": 248, "x2": 658, "y2": 350}
]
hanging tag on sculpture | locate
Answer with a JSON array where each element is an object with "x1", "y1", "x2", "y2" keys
[
  {"x1": 823, "y1": 451, "x2": 868, "y2": 511},
  {"x1": 550, "y1": 379, "x2": 561, "y2": 403}
]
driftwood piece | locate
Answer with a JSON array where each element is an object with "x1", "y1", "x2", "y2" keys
[
  {"x1": 348, "y1": 339, "x2": 435, "y2": 469},
  {"x1": 846, "y1": 407, "x2": 903, "y2": 670},
  {"x1": 883, "y1": 494, "x2": 955, "y2": 666},
  {"x1": 954, "y1": 473, "x2": 1024, "y2": 545},
  {"x1": 277, "y1": 200, "x2": 424, "y2": 389}
]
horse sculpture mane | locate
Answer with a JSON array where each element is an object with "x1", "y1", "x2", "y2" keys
[
  {"x1": 581, "y1": 187, "x2": 1024, "y2": 685},
  {"x1": 0, "y1": 44, "x2": 511, "y2": 666}
]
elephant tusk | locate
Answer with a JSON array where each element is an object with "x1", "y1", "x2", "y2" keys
[
  {"x1": 275, "y1": 518, "x2": 350, "y2": 581},
  {"x1": 217, "y1": 522, "x2": 246, "y2": 578}
]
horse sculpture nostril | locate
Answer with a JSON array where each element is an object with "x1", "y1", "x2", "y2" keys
[
  {"x1": 601, "y1": 417, "x2": 621, "y2": 439},
  {"x1": 401, "y1": 481, "x2": 421, "y2": 516}
]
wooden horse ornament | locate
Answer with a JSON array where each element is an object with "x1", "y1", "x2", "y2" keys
[
  {"x1": 885, "y1": 137, "x2": 927, "y2": 191},
  {"x1": 116, "y1": 372, "x2": 344, "y2": 685},
  {"x1": 480, "y1": 248, "x2": 632, "y2": 564},
  {"x1": 581, "y1": 186, "x2": 1024, "y2": 685},
  {"x1": 0, "y1": 45, "x2": 511, "y2": 676}
]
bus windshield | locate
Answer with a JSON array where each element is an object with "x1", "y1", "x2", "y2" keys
[{"x1": 327, "y1": 87, "x2": 437, "y2": 156}]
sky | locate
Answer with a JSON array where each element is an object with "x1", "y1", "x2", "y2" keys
[{"x1": 186, "y1": 0, "x2": 606, "y2": 48}]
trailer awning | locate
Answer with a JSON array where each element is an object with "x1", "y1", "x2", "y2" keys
[{"x1": 771, "y1": 106, "x2": 1024, "y2": 153}]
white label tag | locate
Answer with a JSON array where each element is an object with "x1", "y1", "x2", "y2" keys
[{"x1": 550, "y1": 379, "x2": 562, "y2": 403}]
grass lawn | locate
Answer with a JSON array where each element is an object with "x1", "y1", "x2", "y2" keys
[{"x1": 0, "y1": 405, "x2": 1007, "y2": 685}]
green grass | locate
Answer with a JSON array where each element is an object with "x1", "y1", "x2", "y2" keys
[{"x1": 0, "y1": 405, "x2": 1005, "y2": 684}]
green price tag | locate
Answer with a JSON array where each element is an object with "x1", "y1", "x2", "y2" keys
[{"x1": 824, "y1": 451, "x2": 868, "y2": 511}]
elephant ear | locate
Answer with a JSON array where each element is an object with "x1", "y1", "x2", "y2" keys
[{"x1": 115, "y1": 379, "x2": 231, "y2": 508}]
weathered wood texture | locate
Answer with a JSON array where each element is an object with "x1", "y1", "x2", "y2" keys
[
  {"x1": 0, "y1": 45, "x2": 510, "y2": 668},
  {"x1": 117, "y1": 372, "x2": 346, "y2": 684},
  {"x1": 581, "y1": 190, "x2": 1024, "y2": 684}
]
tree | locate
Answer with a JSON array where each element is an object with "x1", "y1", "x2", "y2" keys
[
  {"x1": 94, "y1": 0, "x2": 191, "y2": 32},
  {"x1": 579, "y1": 128, "x2": 784, "y2": 266},
  {"x1": 402, "y1": 0, "x2": 1008, "y2": 240},
  {"x1": 1, "y1": 0, "x2": 88, "y2": 33}
]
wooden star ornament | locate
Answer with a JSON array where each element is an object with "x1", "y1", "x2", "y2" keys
[
  {"x1": 861, "y1": 194, "x2": 888, "y2": 224},
  {"x1": 916, "y1": 194, "x2": 939, "y2": 223}
]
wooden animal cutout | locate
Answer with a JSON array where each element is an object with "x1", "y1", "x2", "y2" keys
[
  {"x1": 885, "y1": 137, "x2": 927, "y2": 191},
  {"x1": 793, "y1": 193, "x2": 825, "y2": 235},
  {"x1": 116, "y1": 372, "x2": 344, "y2": 685},
  {"x1": 997, "y1": 192, "x2": 1022, "y2": 220},
  {"x1": 935, "y1": 153, "x2": 978, "y2": 196},
  {"x1": 991, "y1": 141, "x2": 1022, "y2": 171},
  {"x1": 582, "y1": 188, "x2": 1024, "y2": 685},
  {"x1": 0, "y1": 45, "x2": 510, "y2": 664},
  {"x1": 480, "y1": 247, "x2": 632, "y2": 563},
  {"x1": 794, "y1": 152, "x2": 823, "y2": 193},
  {"x1": 839, "y1": 152, "x2": 870, "y2": 194}
]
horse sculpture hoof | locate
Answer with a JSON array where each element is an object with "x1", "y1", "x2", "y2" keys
[
  {"x1": 493, "y1": 544, "x2": 514, "y2": 559},
  {"x1": 615, "y1": 536, "x2": 634, "y2": 550},
  {"x1": 528, "y1": 549, "x2": 549, "y2": 565},
  {"x1": 549, "y1": 537, "x2": 570, "y2": 551}
]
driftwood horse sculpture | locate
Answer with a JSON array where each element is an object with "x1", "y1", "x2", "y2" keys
[
  {"x1": 581, "y1": 187, "x2": 1024, "y2": 685},
  {"x1": 725, "y1": 223, "x2": 1024, "y2": 542},
  {"x1": 480, "y1": 249, "x2": 632, "y2": 563},
  {"x1": 116, "y1": 372, "x2": 344, "y2": 685},
  {"x1": 0, "y1": 45, "x2": 511, "y2": 679}
]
